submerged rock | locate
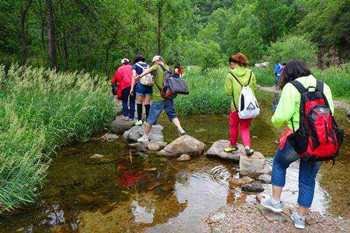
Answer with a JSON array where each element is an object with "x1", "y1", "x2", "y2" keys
[
  {"x1": 159, "y1": 135, "x2": 206, "y2": 157},
  {"x1": 100, "y1": 133, "x2": 119, "y2": 142},
  {"x1": 206, "y1": 140, "x2": 244, "y2": 161},
  {"x1": 129, "y1": 142, "x2": 147, "y2": 152},
  {"x1": 239, "y1": 152, "x2": 271, "y2": 178},
  {"x1": 257, "y1": 174, "x2": 272, "y2": 184},
  {"x1": 228, "y1": 176, "x2": 253, "y2": 186},
  {"x1": 123, "y1": 125, "x2": 164, "y2": 143},
  {"x1": 111, "y1": 116, "x2": 135, "y2": 134},
  {"x1": 90, "y1": 154, "x2": 104, "y2": 159},
  {"x1": 177, "y1": 154, "x2": 191, "y2": 161},
  {"x1": 241, "y1": 183, "x2": 264, "y2": 193}
]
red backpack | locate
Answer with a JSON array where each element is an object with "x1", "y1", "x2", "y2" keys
[{"x1": 287, "y1": 80, "x2": 344, "y2": 163}]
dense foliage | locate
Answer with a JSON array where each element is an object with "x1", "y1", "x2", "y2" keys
[
  {"x1": 1, "y1": 0, "x2": 349, "y2": 74},
  {"x1": 0, "y1": 65, "x2": 115, "y2": 213}
]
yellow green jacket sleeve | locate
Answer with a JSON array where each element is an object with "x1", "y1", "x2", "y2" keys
[
  {"x1": 225, "y1": 73, "x2": 233, "y2": 97},
  {"x1": 271, "y1": 83, "x2": 298, "y2": 128}
]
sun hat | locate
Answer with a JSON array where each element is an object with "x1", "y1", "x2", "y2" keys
[
  {"x1": 152, "y1": 55, "x2": 163, "y2": 63},
  {"x1": 121, "y1": 58, "x2": 130, "y2": 64}
]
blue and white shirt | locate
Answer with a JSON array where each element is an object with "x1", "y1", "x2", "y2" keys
[{"x1": 132, "y1": 62, "x2": 149, "y2": 75}]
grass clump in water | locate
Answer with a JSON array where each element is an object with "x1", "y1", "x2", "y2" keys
[{"x1": 0, "y1": 64, "x2": 115, "y2": 213}]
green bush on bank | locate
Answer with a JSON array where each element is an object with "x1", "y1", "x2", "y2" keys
[{"x1": 0, "y1": 65, "x2": 115, "y2": 213}]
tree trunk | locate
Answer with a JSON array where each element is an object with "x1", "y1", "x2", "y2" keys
[
  {"x1": 157, "y1": 0, "x2": 162, "y2": 55},
  {"x1": 20, "y1": 0, "x2": 33, "y2": 66},
  {"x1": 39, "y1": 0, "x2": 46, "y2": 52},
  {"x1": 63, "y1": 31, "x2": 69, "y2": 70},
  {"x1": 45, "y1": 0, "x2": 57, "y2": 69}
]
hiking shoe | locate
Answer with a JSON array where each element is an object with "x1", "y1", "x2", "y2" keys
[
  {"x1": 179, "y1": 129, "x2": 186, "y2": 136},
  {"x1": 123, "y1": 116, "x2": 129, "y2": 121},
  {"x1": 291, "y1": 212, "x2": 306, "y2": 230},
  {"x1": 245, "y1": 148, "x2": 254, "y2": 156},
  {"x1": 135, "y1": 120, "x2": 143, "y2": 126},
  {"x1": 260, "y1": 197, "x2": 283, "y2": 213},
  {"x1": 224, "y1": 146, "x2": 239, "y2": 153},
  {"x1": 137, "y1": 135, "x2": 149, "y2": 144}
]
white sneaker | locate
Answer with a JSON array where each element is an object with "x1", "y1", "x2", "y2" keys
[
  {"x1": 135, "y1": 120, "x2": 143, "y2": 126},
  {"x1": 123, "y1": 116, "x2": 129, "y2": 121},
  {"x1": 137, "y1": 135, "x2": 149, "y2": 143}
]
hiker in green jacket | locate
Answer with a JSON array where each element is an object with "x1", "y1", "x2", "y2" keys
[
  {"x1": 260, "y1": 59, "x2": 335, "y2": 230},
  {"x1": 224, "y1": 53, "x2": 257, "y2": 156}
]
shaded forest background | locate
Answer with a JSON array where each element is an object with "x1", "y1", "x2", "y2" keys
[{"x1": 1, "y1": 0, "x2": 349, "y2": 76}]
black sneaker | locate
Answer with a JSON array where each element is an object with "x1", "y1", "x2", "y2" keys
[{"x1": 245, "y1": 148, "x2": 254, "y2": 156}]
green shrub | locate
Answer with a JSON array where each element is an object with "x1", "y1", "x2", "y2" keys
[
  {"x1": 267, "y1": 35, "x2": 318, "y2": 66},
  {"x1": 0, "y1": 64, "x2": 115, "y2": 213}
]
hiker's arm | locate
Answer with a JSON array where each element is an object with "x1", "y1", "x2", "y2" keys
[
  {"x1": 130, "y1": 69, "x2": 137, "y2": 95},
  {"x1": 225, "y1": 74, "x2": 233, "y2": 96},
  {"x1": 324, "y1": 85, "x2": 335, "y2": 115},
  {"x1": 251, "y1": 73, "x2": 257, "y2": 94},
  {"x1": 271, "y1": 83, "x2": 296, "y2": 128},
  {"x1": 111, "y1": 72, "x2": 120, "y2": 86},
  {"x1": 135, "y1": 67, "x2": 155, "y2": 82}
]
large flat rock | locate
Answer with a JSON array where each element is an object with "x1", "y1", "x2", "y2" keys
[
  {"x1": 239, "y1": 152, "x2": 271, "y2": 178},
  {"x1": 206, "y1": 140, "x2": 244, "y2": 162},
  {"x1": 111, "y1": 116, "x2": 135, "y2": 134},
  {"x1": 123, "y1": 125, "x2": 164, "y2": 143},
  {"x1": 159, "y1": 135, "x2": 206, "y2": 157}
]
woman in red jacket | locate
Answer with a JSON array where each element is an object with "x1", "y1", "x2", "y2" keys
[{"x1": 111, "y1": 58, "x2": 135, "y2": 120}]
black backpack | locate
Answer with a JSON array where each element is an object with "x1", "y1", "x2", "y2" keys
[{"x1": 155, "y1": 64, "x2": 189, "y2": 99}]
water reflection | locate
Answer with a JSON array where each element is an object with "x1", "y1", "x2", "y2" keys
[{"x1": 0, "y1": 111, "x2": 339, "y2": 233}]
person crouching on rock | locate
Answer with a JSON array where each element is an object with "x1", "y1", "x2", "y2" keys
[
  {"x1": 224, "y1": 53, "x2": 257, "y2": 156},
  {"x1": 260, "y1": 59, "x2": 335, "y2": 230},
  {"x1": 134, "y1": 55, "x2": 186, "y2": 143}
]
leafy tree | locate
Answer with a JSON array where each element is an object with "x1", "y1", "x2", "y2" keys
[{"x1": 267, "y1": 35, "x2": 317, "y2": 65}]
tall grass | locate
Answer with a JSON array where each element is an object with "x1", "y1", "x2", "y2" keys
[
  {"x1": 176, "y1": 64, "x2": 350, "y2": 115},
  {"x1": 0, "y1": 64, "x2": 115, "y2": 213},
  {"x1": 176, "y1": 68, "x2": 230, "y2": 115},
  {"x1": 252, "y1": 63, "x2": 350, "y2": 101}
]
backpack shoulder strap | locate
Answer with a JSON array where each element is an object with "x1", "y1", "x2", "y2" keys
[
  {"x1": 159, "y1": 63, "x2": 171, "y2": 73},
  {"x1": 135, "y1": 63, "x2": 145, "y2": 70},
  {"x1": 247, "y1": 72, "x2": 253, "y2": 85},
  {"x1": 290, "y1": 80, "x2": 307, "y2": 94},
  {"x1": 229, "y1": 72, "x2": 243, "y2": 87},
  {"x1": 316, "y1": 81, "x2": 324, "y2": 93}
]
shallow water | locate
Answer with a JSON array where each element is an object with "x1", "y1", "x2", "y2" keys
[{"x1": 0, "y1": 92, "x2": 349, "y2": 232}]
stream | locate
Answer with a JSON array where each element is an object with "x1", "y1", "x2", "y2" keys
[{"x1": 1, "y1": 93, "x2": 349, "y2": 233}]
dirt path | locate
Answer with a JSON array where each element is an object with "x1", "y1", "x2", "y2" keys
[
  {"x1": 204, "y1": 203, "x2": 350, "y2": 233},
  {"x1": 259, "y1": 85, "x2": 350, "y2": 112}
]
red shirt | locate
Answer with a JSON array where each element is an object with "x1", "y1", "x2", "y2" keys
[{"x1": 111, "y1": 64, "x2": 133, "y2": 91}]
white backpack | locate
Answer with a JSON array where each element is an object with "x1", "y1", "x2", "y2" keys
[
  {"x1": 230, "y1": 72, "x2": 260, "y2": 119},
  {"x1": 136, "y1": 63, "x2": 154, "y2": 86}
]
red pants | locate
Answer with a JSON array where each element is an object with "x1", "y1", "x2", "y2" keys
[{"x1": 229, "y1": 111, "x2": 252, "y2": 147}]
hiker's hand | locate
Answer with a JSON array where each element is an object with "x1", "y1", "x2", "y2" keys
[{"x1": 130, "y1": 88, "x2": 134, "y2": 96}]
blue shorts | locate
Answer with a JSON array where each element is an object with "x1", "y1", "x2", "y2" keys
[
  {"x1": 147, "y1": 100, "x2": 177, "y2": 125},
  {"x1": 135, "y1": 82, "x2": 153, "y2": 96}
]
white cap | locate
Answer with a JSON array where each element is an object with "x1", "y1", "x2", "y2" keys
[
  {"x1": 121, "y1": 58, "x2": 129, "y2": 64},
  {"x1": 152, "y1": 55, "x2": 163, "y2": 63}
]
